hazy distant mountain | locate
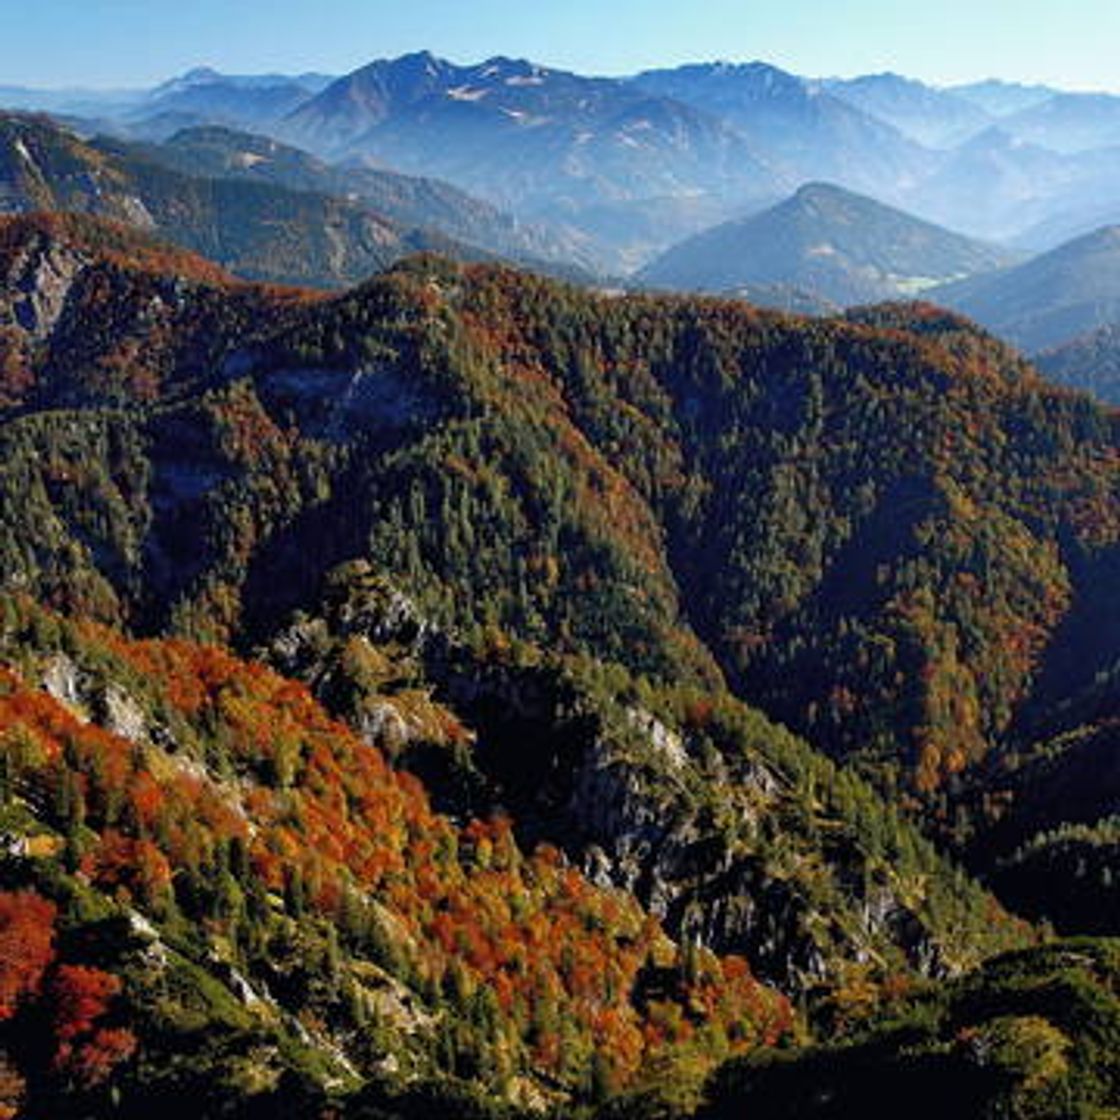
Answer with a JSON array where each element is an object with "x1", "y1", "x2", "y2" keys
[
  {"x1": 1000, "y1": 91, "x2": 1120, "y2": 152},
  {"x1": 70, "y1": 67, "x2": 337, "y2": 142},
  {"x1": 823, "y1": 72, "x2": 992, "y2": 147},
  {"x1": 0, "y1": 84, "x2": 145, "y2": 118},
  {"x1": 630, "y1": 61, "x2": 934, "y2": 200},
  {"x1": 933, "y1": 225, "x2": 1120, "y2": 350},
  {"x1": 125, "y1": 125, "x2": 596, "y2": 272},
  {"x1": 280, "y1": 52, "x2": 783, "y2": 267},
  {"x1": 902, "y1": 126, "x2": 1120, "y2": 249},
  {"x1": 1015, "y1": 197, "x2": 1120, "y2": 251},
  {"x1": 151, "y1": 66, "x2": 334, "y2": 98},
  {"x1": 280, "y1": 50, "x2": 460, "y2": 155},
  {"x1": 902, "y1": 127, "x2": 1076, "y2": 240},
  {"x1": 540, "y1": 191, "x2": 756, "y2": 272},
  {"x1": 1, "y1": 69, "x2": 332, "y2": 142},
  {"x1": 131, "y1": 67, "x2": 331, "y2": 132},
  {"x1": 639, "y1": 181, "x2": 1015, "y2": 305},
  {"x1": 949, "y1": 79, "x2": 1057, "y2": 117},
  {"x1": 1036, "y1": 322, "x2": 1120, "y2": 403}
]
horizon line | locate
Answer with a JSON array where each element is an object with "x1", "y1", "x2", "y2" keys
[{"x1": 3, "y1": 50, "x2": 1118, "y2": 97}]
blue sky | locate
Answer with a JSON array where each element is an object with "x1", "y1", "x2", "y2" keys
[{"x1": 3, "y1": 0, "x2": 1118, "y2": 90}]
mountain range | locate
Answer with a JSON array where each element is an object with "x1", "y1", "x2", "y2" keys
[
  {"x1": 277, "y1": 53, "x2": 785, "y2": 270},
  {"x1": 629, "y1": 62, "x2": 930, "y2": 200},
  {"x1": 6, "y1": 51, "x2": 1120, "y2": 275},
  {"x1": 7, "y1": 54, "x2": 1120, "y2": 391},
  {"x1": 821, "y1": 72, "x2": 994, "y2": 148}
]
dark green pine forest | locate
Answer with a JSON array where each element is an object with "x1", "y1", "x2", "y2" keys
[{"x1": 0, "y1": 212, "x2": 1118, "y2": 1118}]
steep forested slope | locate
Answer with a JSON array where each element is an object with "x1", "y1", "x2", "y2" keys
[
  {"x1": 0, "y1": 114, "x2": 530, "y2": 288},
  {"x1": 2, "y1": 211, "x2": 1118, "y2": 1118},
  {"x1": 0, "y1": 594, "x2": 800, "y2": 1117},
  {"x1": 123, "y1": 125, "x2": 592, "y2": 275},
  {"x1": 0, "y1": 579, "x2": 1033, "y2": 1118},
  {"x1": 2, "y1": 216, "x2": 1117, "y2": 802},
  {"x1": 0, "y1": 213, "x2": 1033, "y2": 991},
  {"x1": 701, "y1": 940, "x2": 1120, "y2": 1119}
]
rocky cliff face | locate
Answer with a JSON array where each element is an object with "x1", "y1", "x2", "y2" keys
[
  {"x1": 444, "y1": 672, "x2": 955, "y2": 993},
  {"x1": 265, "y1": 564, "x2": 1019, "y2": 998},
  {"x1": 3, "y1": 230, "x2": 86, "y2": 340}
]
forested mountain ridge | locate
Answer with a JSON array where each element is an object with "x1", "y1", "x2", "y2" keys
[
  {"x1": 1, "y1": 216, "x2": 1116, "y2": 794},
  {"x1": 1, "y1": 215, "x2": 1119, "y2": 1116},
  {"x1": 0, "y1": 211, "x2": 316, "y2": 410},
  {"x1": 104, "y1": 124, "x2": 593, "y2": 276},
  {"x1": 0, "y1": 113, "x2": 584, "y2": 290}
]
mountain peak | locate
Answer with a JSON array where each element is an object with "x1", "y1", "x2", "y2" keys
[
  {"x1": 181, "y1": 65, "x2": 222, "y2": 82},
  {"x1": 149, "y1": 66, "x2": 225, "y2": 98},
  {"x1": 692, "y1": 59, "x2": 792, "y2": 76},
  {"x1": 478, "y1": 55, "x2": 538, "y2": 71},
  {"x1": 343, "y1": 50, "x2": 458, "y2": 91},
  {"x1": 787, "y1": 181, "x2": 888, "y2": 214},
  {"x1": 793, "y1": 180, "x2": 851, "y2": 202},
  {"x1": 467, "y1": 55, "x2": 553, "y2": 84},
  {"x1": 641, "y1": 181, "x2": 1014, "y2": 304},
  {"x1": 397, "y1": 48, "x2": 437, "y2": 64},
  {"x1": 677, "y1": 59, "x2": 804, "y2": 89},
  {"x1": 391, "y1": 49, "x2": 449, "y2": 75}
]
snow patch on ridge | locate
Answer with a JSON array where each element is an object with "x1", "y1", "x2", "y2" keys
[{"x1": 447, "y1": 86, "x2": 487, "y2": 102}]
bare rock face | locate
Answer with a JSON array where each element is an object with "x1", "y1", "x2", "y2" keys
[
  {"x1": 5, "y1": 233, "x2": 85, "y2": 340},
  {"x1": 101, "y1": 684, "x2": 149, "y2": 744},
  {"x1": 560, "y1": 720, "x2": 834, "y2": 990},
  {"x1": 117, "y1": 194, "x2": 157, "y2": 231},
  {"x1": 354, "y1": 701, "x2": 412, "y2": 752},
  {"x1": 256, "y1": 363, "x2": 441, "y2": 445},
  {"x1": 321, "y1": 559, "x2": 433, "y2": 650},
  {"x1": 625, "y1": 707, "x2": 689, "y2": 770},
  {"x1": 39, "y1": 652, "x2": 156, "y2": 747},
  {"x1": 565, "y1": 719, "x2": 953, "y2": 991},
  {"x1": 40, "y1": 652, "x2": 85, "y2": 709}
]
